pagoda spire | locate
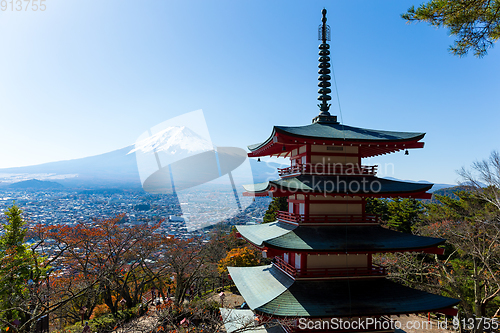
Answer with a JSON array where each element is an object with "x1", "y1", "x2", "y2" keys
[{"x1": 313, "y1": 9, "x2": 338, "y2": 124}]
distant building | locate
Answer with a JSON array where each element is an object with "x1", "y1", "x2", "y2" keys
[{"x1": 168, "y1": 215, "x2": 184, "y2": 222}]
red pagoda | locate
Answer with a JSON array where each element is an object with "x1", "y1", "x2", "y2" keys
[{"x1": 227, "y1": 9, "x2": 459, "y2": 333}]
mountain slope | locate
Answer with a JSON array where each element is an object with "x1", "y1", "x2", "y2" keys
[
  {"x1": 0, "y1": 146, "x2": 140, "y2": 188},
  {"x1": 9, "y1": 179, "x2": 64, "y2": 189}
]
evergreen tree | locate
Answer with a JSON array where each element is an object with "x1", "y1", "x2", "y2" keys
[
  {"x1": 387, "y1": 198, "x2": 424, "y2": 233},
  {"x1": 366, "y1": 197, "x2": 424, "y2": 233},
  {"x1": 402, "y1": 0, "x2": 500, "y2": 57},
  {"x1": 0, "y1": 205, "x2": 33, "y2": 330},
  {"x1": 263, "y1": 197, "x2": 288, "y2": 223},
  {"x1": 365, "y1": 197, "x2": 389, "y2": 222},
  {"x1": 1, "y1": 204, "x2": 28, "y2": 252}
]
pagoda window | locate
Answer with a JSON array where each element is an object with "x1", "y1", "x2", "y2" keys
[
  {"x1": 288, "y1": 204, "x2": 294, "y2": 214},
  {"x1": 295, "y1": 253, "x2": 301, "y2": 269},
  {"x1": 299, "y1": 145, "x2": 307, "y2": 154},
  {"x1": 284, "y1": 252, "x2": 289, "y2": 264},
  {"x1": 299, "y1": 203, "x2": 305, "y2": 215}
]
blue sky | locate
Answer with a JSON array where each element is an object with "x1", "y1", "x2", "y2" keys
[{"x1": 1, "y1": 0, "x2": 499, "y2": 185}]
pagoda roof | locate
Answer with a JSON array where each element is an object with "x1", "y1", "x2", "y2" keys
[
  {"x1": 229, "y1": 265, "x2": 459, "y2": 318},
  {"x1": 227, "y1": 265, "x2": 294, "y2": 310},
  {"x1": 248, "y1": 123, "x2": 425, "y2": 158},
  {"x1": 220, "y1": 309, "x2": 287, "y2": 333},
  {"x1": 243, "y1": 175, "x2": 433, "y2": 199},
  {"x1": 276, "y1": 123, "x2": 424, "y2": 142},
  {"x1": 236, "y1": 222, "x2": 445, "y2": 253}
]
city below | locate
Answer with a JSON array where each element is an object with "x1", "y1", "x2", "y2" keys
[{"x1": 0, "y1": 187, "x2": 271, "y2": 240}]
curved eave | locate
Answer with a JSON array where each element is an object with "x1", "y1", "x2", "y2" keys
[
  {"x1": 227, "y1": 265, "x2": 294, "y2": 310},
  {"x1": 248, "y1": 125, "x2": 426, "y2": 158},
  {"x1": 264, "y1": 225, "x2": 446, "y2": 253},
  {"x1": 237, "y1": 223, "x2": 445, "y2": 253},
  {"x1": 254, "y1": 278, "x2": 459, "y2": 318},
  {"x1": 236, "y1": 222, "x2": 297, "y2": 248},
  {"x1": 243, "y1": 176, "x2": 433, "y2": 199}
]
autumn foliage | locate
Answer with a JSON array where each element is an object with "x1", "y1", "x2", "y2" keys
[{"x1": 218, "y1": 247, "x2": 259, "y2": 274}]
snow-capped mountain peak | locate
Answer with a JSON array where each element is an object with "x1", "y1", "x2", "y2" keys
[{"x1": 129, "y1": 126, "x2": 213, "y2": 155}]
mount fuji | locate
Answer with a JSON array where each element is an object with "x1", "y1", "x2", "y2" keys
[
  {"x1": 0, "y1": 126, "x2": 283, "y2": 189},
  {"x1": 129, "y1": 126, "x2": 214, "y2": 157}
]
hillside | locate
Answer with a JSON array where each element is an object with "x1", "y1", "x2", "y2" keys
[
  {"x1": 430, "y1": 185, "x2": 471, "y2": 202},
  {"x1": 9, "y1": 179, "x2": 64, "y2": 189}
]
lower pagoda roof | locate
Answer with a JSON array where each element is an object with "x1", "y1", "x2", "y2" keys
[
  {"x1": 220, "y1": 309, "x2": 287, "y2": 333},
  {"x1": 236, "y1": 222, "x2": 445, "y2": 253},
  {"x1": 243, "y1": 175, "x2": 432, "y2": 198},
  {"x1": 229, "y1": 265, "x2": 459, "y2": 318}
]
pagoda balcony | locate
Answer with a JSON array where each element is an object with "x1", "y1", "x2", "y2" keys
[
  {"x1": 277, "y1": 211, "x2": 379, "y2": 225},
  {"x1": 278, "y1": 164, "x2": 377, "y2": 177},
  {"x1": 273, "y1": 256, "x2": 387, "y2": 279}
]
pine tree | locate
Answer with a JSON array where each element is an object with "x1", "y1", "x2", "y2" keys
[
  {"x1": 1, "y1": 204, "x2": 28, "y2": 252},
  {"x1": 0, "y1": 204, "x2": 35, "y2": 331},
  {"x1": 263, "y1": 197, "x2": 288, "y2": 223},
  {"x1": 402, "y1": 0, "x2": 500, "y2": 57},
  {"x1": 387, "y1": 198, "x2": 424, "y2": 234}
]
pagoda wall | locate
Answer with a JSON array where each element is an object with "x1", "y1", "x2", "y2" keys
[
  {"x1": 310, "y1": 155, "x2": 359, "y2": 165},
  {"x1": 309, "y1": 203, "x2": 361, "y2": 214},
  {"x1": 311, "y1": 145, "x2": 358, "y2": 154},
  {"x1": 307, "y1": 254, "x2": 368, "y2": 269},
  {"x1": 287, "y1": 195, "x2": 366, "y2": 217}
]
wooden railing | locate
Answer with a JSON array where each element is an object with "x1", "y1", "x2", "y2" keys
[
  {"x1": 277, "y1": 211, "x2": 379, "y2": 224},
  {"x1": 273, "y1": 256, "x2": 386, "y2": 279},
  {"x1": 276, "y1": 211, "x2": 301, "y2": 224},
  {"x1": 278, "y1": 164, "x2": 377, "y2": 177},
  {"x1": 274, "y1": 256, "x2": 296, "y2": 277},
  {"x1": 296, "y1": 264, "x2": 386, "y2": 278}
]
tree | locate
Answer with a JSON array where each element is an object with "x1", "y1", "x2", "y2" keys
[
  {"x1": 365, "y1": 197, "x2": 389, "y2": 222},
  {"x1": 161, "y1": 236, "x2": 207, "y2": 307},
  {"x1": 402, "y1": 0, "x2": 500, "y2": 57},
  {"x1": 366, "y1": 197, "x2": 424, "y2": 233},
  {"x1": 459, "y1": 150, "x2": 500, "y2": 210},
  {"x1": 0, "y1": 205, "x2": 50, "y2": 333},
  {"x1": 218, "y1": 247, "x2": 260, "y2": 274},
  {"x1": 420, "y1": 191, "x2": 500, "y2": 331},
  {"x1": 384, "y1": 150, "x2": 500, "y2": 332},
  {"x1": 25, "y1": 214, "x2": 174, "y2": 332},
  {"x1": 387, "y1": 198, "x2": 425, "y2": 233},
  {"x1": 263, "y1": 197, "x2": 287, "y2": 223}
]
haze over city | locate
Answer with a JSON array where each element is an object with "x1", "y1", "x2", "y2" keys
[{"x1": 1, "y1": 0, "x2": 499, "y2": 185}]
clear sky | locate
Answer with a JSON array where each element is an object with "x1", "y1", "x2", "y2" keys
[{"x1": 1, "y1": 0, "x2": 499, "y2": 185}]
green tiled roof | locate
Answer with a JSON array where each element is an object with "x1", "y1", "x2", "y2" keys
[
  {"x1": 243, "y1": 176, "x2": 432, "y2": 195},
  {"x1": 237, "y1": 222, "x2": 297, "y2": 247},
  {"x1": 249, "y1": 123, "x2": 425, "y2": 151},
  {"x1": 277, "y1": 123, "x2": 424, "y2": 141},
  {"x1": 255, "y1": 277, "x2": 459, "y2": 317},
  {"x1": 227, "y1": 265, "x2": 294, "y2": 310},
  {"x1": 220, "y1": 309, "x2": 287, "y2": 333},
  {"x1": 236, "y1": 223, "x2": 445, "y2": 252}
]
